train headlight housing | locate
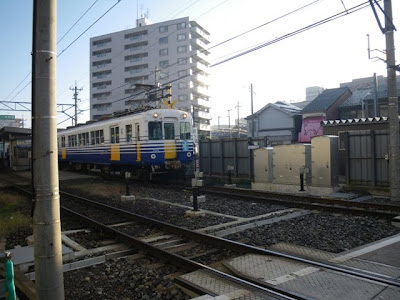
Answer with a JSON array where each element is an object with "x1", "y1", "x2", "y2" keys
[
  {"x1": 182, "y1": 113, "x2": 187, "y2": 119},
  {"x1": 153, "y1": 113, "x2": 158, "y2": 118}
]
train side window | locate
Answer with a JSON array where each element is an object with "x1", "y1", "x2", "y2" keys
[
  {"x1": 100, "y1": 130, "x2": 104, "y2": 144},
  {"x1": 180, "y1": 122, "x2": 191, "y2": 139},
  {"x1": 135, "y1": 123, "x2": 140, "y2": 141},
  {"x1": 164, "y1": 123, "x2": 175, "y2": 140},
  {"x1": 148, "y1": 121, "x2": 162, "y2": 140},
  {"x1": 126, "y1": 125, "x2": 132, "y2": 142},
  {"x1": 61, "y1": 136, "x2": 65, "y2": 147},
  {"x1": 90, "y1": 131, "x2": 95, "y2": 145}
]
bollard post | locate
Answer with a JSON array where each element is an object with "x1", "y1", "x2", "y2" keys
[
  {"x1": 125, "y1": 172, "x2": 131, "y2": 196},
  {"x1": 192, "y1": 187, "x2": 199, "y2": 211},
  {"x1": 4, "y1": 252, "x2": 16, "y2": 300},
  {"x1": 299, "y1": 173, "x2": 305, "y2": 191}
]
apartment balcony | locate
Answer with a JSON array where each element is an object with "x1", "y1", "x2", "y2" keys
[
  {"x1": 192, "y1": 73, "x2": 209, "y2": 85},
  {"x1": 192, "y1": 97, "x2": 210, "y2": 108},
  {"x1": 191, "y1": 50, "x2": 210, "y2": 65},
  {"x1": 192, "y1": 62, "x2": 209, "y2": 74},
  {"x1": 190, "y1": 39, "x2": 210, "y2": 54},
  {"x1": 193, "y1": 86, "x2": 210, "y2": 97},
  {"x1": 190, "y1": 27, "x2": 210, "y2": 44},
  {"x1": 198, "y1": 123, "x2": 211, "y2": 131},
  {"x1": 194, "y1": 111, "x2": 212, "y2": 120}
]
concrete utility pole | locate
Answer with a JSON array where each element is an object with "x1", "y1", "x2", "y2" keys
[
  {"x1": 32, "y1": 0, "x2": 65, "y2": 298},
  {"x1": 227, "y1": 109, "x2": 232, "y2": 138},
  {"x1": 250, "y1": 84, "x2": 255, "y2": 138},
  {"x1": 384, "y1": 0, "x2": 399, "y2": 201},
  {"x1": 70, "y1": 81, "x2": 83, "y2": 126}
]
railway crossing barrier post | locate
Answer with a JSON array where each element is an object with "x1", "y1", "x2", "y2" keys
[
  {"x1": 125, "y1": 172, "x2": 131, "y2": 196},
  {"x1": 186, "y1": 172, "x2": 206, "y2": 216},
  {"x1": 225, "y1": 165, "x2": 237, "y2": 188}
]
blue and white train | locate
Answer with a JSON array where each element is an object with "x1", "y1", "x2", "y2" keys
[{"x1": 57, "y1": 108, "x2": 194, "y2": 178}]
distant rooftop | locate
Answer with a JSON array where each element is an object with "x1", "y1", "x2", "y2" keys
[{"x1": 302, "y1": 87, "x2": 351, "y2": 113}]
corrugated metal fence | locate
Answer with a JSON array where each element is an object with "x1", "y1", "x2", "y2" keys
[
  {"x1": 339, "y1": 130, "x2": 389, "y2": 187},
  {"x1": 199, "y1": 137, "x2": 268, "y2": 177}
]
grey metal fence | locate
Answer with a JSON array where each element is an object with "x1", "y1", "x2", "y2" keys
[
  {"x1": 340, "y1": 130, "x2": 389, "y2": 187},
  {"x1": 199, "y1": 137, "x2": 268, "y2": 177}
]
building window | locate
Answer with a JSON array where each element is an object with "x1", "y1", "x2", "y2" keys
[
  {"x1": 178, "y1": 58, "x2": 187, "y2": 65},
  {"x1": 159, "y1": 48, "x2": 168, "y2": 56},
  {"x1": 178, "y1": 94, "x2": 188, "y2": 101},
  {"x1": 177, "y1": 34, "x2": 186, "y2": 41},
  {"x1": 177, "y1": 22, "x2": 186, "y2": 30},
  {"x1": 177, "y1": 45, "x2": 187, "y2": 53},
  {"x1": 159, "y1": 71, "x2": 169, "y2": 79},
  {"x1": 159, "y1": 25, "x2": 168, "y2": 33},
  {"x1": 159, "y1": 36, "x2": 168, "y2": 44},
  {"x1": 159, "y1": 60, "x2": 169, "y2": 69},
  {"x1": 178, "y1": 82, "x2": 188, "y2": 89},
  {"x1": 178, "y1": 70, "x2": 188, "y2": 77}
]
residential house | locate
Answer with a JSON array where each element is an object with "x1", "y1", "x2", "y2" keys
[
  {"x1": 299, "y1": 87, "x2": 352, "y2": 142},
  {"x1": 246, "y1": 101, "x2": 302, "y2": 144}
]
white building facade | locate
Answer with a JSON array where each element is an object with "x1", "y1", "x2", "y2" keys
[{"x1": 89, "y1": 16, "x2": 211, "y2": 136}]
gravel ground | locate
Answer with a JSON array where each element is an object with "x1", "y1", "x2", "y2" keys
[
  {"x1": 64, "y1": 257, "x2": 189, "y2": 300},
  {"x1": 5, "y1": 178, "x2": 400, "y2": 299},
  {"x1": 226, "y1": 212, "x2": 400, "y2": 253}
]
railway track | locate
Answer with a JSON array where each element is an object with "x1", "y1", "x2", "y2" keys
[
  {"x1": 12, "y1": 185, "x2": 400, "y2": 295},
  {"x1": 200, "y1": 185, "x2": 400, "y2": 219}
]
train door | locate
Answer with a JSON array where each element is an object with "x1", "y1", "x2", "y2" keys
[
  {"x1": 135, "y1": 123, "x2": 141, "y2": 161},
  {"x1": 110, "y1": 125, "x2": 120, "y2": 161},
  {"x1": 163, "y1": 118, "x2": 176, "y2": 159}
]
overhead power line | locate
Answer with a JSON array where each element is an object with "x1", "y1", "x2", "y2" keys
[
  {"x1": 211, "y1": 1, "x2": 375, "y2": 68},
  {"x1": 209, "y1": 0, "x2": 323, "y2": 50}
]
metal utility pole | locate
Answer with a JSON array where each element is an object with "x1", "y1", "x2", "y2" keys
[
  {"x1": 235, "y1": 101, "x2": 241, "y2": 137},
  {"x1": 250, "y1": 84, "x2": 255, "y2": 138},
  {"x1": 227, "y1": 109, "x2": 232, "y2": 138},
  {"x1": 373, "y1": 73, "x2": 380, "y2": 117},
  {"x1": 384, "y1": 0, "x2": 399, "y2": 201},
  {"x1": 32, "y1": 0, "x2": 65, "y2": 298},
  {"x1": 70, "y1": 81, "x2": 82, "y2": 126}
]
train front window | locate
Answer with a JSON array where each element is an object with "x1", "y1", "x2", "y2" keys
[
  {"x1": 164, "y1": 123, "x2": 175, "y2": 140},
  {"x1": 148, "y1": 121, "x2": 162, "y2": 140},
  {"x1": 180, "y1": 122, "x2": 191, "y2": 139}
]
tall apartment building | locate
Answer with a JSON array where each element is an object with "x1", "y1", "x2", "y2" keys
[{"x1": 89, "y1": 16, "x2": 211, "y2": 136}]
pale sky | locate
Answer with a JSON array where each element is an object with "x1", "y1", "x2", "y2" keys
[{"x1": 1, "y1": 0, "x2": 399, "y2": 128}]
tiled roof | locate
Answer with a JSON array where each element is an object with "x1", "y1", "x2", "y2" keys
[
  {"x1": 339, "y1": 88, "x2": 372, "y2": 107},
  {"x1": 302, "y1": 87, "x2": 351, "y2": 113}
]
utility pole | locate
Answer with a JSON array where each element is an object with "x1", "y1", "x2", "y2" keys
[
  {"x1": 235, "y1": 101, "x2": 241, "y2": 138},
  {"x1": 218, "y1": 116, "x2": 221, "y2": 130},
  {"x1": 32, "y1": 0, "x2": 65, "y2": 299},
  {"x1": 70, "y1": 81, "x2": 82, "y2": 126},
  {"x1": 384, "y1": 0, "x2": 399, "y2": 201},
  {"x1": 373, "y1": 73, "x2": 380, "y2": 117},
  {"x1": 227, "y1": 109, "x2": 232, "y2": 139},
  {"x1": 250, "y1": 84, "x2": 255, "y2": 138}
]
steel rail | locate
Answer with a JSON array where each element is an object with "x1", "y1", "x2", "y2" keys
[
  {"x1": 12, "y1": 185, "x2": 400, "y2": 289},
  {"x1": 200, "y1": 186, "x2": 400, "y2": 219},
  {"x1": 58, "y1": 190, "x2": 400, "y2": 289},
  {"x1": 60, "y1": 206, "x2": 304, "y2": 300}
]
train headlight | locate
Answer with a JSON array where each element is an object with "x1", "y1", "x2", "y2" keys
[
  {"x1": 187, "y1": 152, "x2": 192, "y2": 157},
  {"x1": 182, "y1": 113, "x2": 187, "y2": 119},
  {"x1": 153, "y1": 113, "x2": 158, "y2": 118},
  {"x1": 151, "y1": 154, "x2": 156, "y2": 159}
]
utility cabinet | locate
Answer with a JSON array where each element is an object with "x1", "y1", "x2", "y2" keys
[
  {"x1": 253, "y1": 147, "x2": 273, "y2": 183},
  {"x1": 311, "y1": 135, "x2": 339, "y2": 187},
  {"x1": 273, "y1": 144, "x2": 311, "y2": 185}
]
